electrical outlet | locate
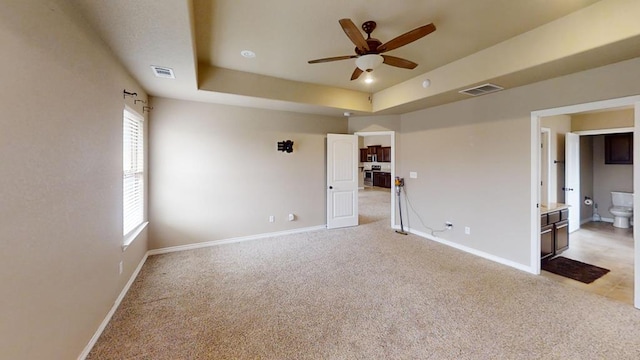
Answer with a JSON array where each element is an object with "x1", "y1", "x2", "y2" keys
[
  {"x1": 269, "y1": 215, "x2": 275, "y2": 223},
  {"x1": 445, "y1": 221, "x2": 453, "y2": 229},
  {"x1": 409, "y1": 171, "x2": 418, "y2": 179},
  {"x1": 465, "y1": 226, "x2": 471, "y2": 235},
  {"x1": 288, "y1": 213, "x2": 295, "y2": 221}
]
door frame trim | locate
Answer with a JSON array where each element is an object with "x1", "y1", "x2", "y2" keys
[
  {"x1": 530, "y1": 95, "x2": 640, "y2": 309},
  {"x1": 354, "y1": 131, "x2": 396, "y2": 229}
]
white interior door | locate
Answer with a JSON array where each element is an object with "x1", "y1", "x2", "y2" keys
[
  {"x1": 541, "y1": 129, "x2": 550, "y2": 206},
  {"x1": 327, "y1": 134, "x2": 358, "y2": 229},
  {"x1": 565, "y1": 132, "x2": 580, "y2": 233}
]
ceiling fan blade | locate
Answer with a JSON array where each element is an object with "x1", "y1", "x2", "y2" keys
[
  {"x1": 382, "y1": 55, "x2": 418, "y2": 69},
  {"x1": 350, "y1": 67, "x2": 364, "y2": 81},
  {"x1": 378, "y1": 23, "x2": 436, "y2": 53},
  {"x1": 339, "y1": 19, "x2": 370, "y2": 53},
  {"x1": 308, "y1": 55, "x2": 357, "y2": 64}
]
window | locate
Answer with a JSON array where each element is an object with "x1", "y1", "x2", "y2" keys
[{"x1": 123, "y1": 108, "x2": 144, "y2": 236}]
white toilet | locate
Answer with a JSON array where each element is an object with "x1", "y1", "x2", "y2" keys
[{"x1": 609, "y1": 191, "x2": 633, "y2": 228}]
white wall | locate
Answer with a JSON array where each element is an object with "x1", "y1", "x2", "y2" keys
[
  {"x1": 0, "y1": 1, "x2": 149, "y2": 359},
  {"x1": 149, "y1": 97, "x2": 347, "y2": 249}
]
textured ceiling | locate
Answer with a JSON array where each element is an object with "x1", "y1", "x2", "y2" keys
[{"x1": 73, "y1": 0, "x2": 640, "y2": 116}]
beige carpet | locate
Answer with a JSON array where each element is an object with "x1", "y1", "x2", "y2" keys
[{"x1": 88, "y1": 188, "x2": 640, "y2": 359}]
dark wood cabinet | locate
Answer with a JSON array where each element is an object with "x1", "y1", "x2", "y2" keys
[
  {"x1": 605, "y1": 133, "x2": 633, "y2": 164},
  {"x1": 379, "y1": 147, "x2": 391, "y2": 162},
  {"x1": 360, "y1": 148, "x2": 368, "y2": 163},
  {"x1": 361, "y1": 145, "x2": 391, "y2": 162},
  {"x1": 555, "y1": 220, "x2": 569, "y2": 253},
  {"x1": 373, "y1": 172, "x2": 391, "y2": 188},
  {"x1": 540, "y1": 208, "x2": 570, "y2": 259},
  {"x1": 541, "y1": 224, "x2": 554, "y2": 259}
]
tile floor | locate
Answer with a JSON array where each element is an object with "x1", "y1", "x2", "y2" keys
[{"x1": 541, "y1": 221, "x2": 634, "y2": 305}]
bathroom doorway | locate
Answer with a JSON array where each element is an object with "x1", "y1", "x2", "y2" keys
[
  {"x1": 531, "y1": 95, "x2": 640, "y2": 309},
  {"x1": 551, "y1": 128, "x2": 634, "y2": 304}
]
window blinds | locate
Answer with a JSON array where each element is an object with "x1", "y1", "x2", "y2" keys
[{"x1": 123, "y1": 109, "x2": 144, "y2": 236}]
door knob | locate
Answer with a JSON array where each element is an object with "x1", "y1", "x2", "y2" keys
[{"x1": 329, "y1": 186, "x2": 333, "y2": 189}]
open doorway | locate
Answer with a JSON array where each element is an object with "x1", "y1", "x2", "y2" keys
[
  {"x1": 354, "y1": 131, "x2": 396, "y2": 229},
  {"x1": 545, "y1": 123, "x2": 633, "y2": 304},
  {"x1": 531, "y1": 96, "x2": 640, "y2": 309}
]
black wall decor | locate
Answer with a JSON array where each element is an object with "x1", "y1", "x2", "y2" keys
[{"x1": 277, "y1": 140, "x2": 294, "y2": 153}]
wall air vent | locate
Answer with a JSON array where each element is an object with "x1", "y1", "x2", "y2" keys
[
  {"x1": 150, "y1": 65, "x2": 175, "y2": 79},
  {"x1": 459, "y1": 83, "x2": 503, "y2": 97}
]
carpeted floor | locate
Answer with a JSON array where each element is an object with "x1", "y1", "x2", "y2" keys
[{"x1": 88, "y1": 188, "x2": 640, "y2": 359}]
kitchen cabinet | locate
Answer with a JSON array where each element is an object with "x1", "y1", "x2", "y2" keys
[
  {"x1": 367, "y1": 145, "x2": 380, "y2": 155},
  {"x1": 379, "y1": 147, "x2": 391, "y2": 162},
  {"x1": 540, "y1": 207, "x2": 569, "y2": 260},
  {"x1": 360, "y1": 148, "x2": 368, "y2": 163},
  {"x1": 361, "y1": 145, "x2": 391, "y2": 163},
  {"x1": 373, "y1": 172, "x2": 391, "y2": 188}
]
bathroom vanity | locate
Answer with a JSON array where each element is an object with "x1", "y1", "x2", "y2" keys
[{"x1": 540, "y1": 204, "x2": 569, "y2": 260}]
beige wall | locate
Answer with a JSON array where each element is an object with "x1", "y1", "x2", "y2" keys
[
  {"x1": 355, "y1": 57, "x2": 640, "y2": 268},
  {"x1": 364, "y1": 135, "x2": 391, "y2": 147},
  {"x1": 148, "y1": 97, "x2": 346, "y2": 249},
  {"x1": 399, "y1": 100, "x2": 532, "y2": 265},
  {"x1": 0, "y1": 1, "x2": 149, "y2": 359},
  {"x1": 572, "y1": 109, "x2": 634, "y2": 131},
  {"x1": 349, "y1": 115, "x2": 401, "y2": 133}
]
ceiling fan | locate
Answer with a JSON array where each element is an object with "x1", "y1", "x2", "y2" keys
[{"x1": 308, "y1": 19, "x2": 436, "y2": 81}]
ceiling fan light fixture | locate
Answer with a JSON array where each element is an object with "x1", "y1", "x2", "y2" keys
[
  {"x1": 364, "y1": 75, "x2": 374, "y2": 84},
  {"x1": 356, "y1": 54, "x2": 384, "y2": 71}
]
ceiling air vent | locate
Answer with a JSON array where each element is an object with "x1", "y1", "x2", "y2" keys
[
  {"x1": 459, "y1": 83, "x2": 503, "y2": 97},
  {"x1": 150, "y1": 65, "x2": 175, "y2": 79}
]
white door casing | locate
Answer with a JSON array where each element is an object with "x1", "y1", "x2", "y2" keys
[
  {"x1": 565, "y1": 132, "x2": 580, "y2": 233},
  {"x1": 327, "y1": 134, "x2": 358, "y2": 229}
]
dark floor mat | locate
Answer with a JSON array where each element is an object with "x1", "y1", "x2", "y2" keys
[{"x1": 542, "y1": 256, "x2": 610, "y2": 284}]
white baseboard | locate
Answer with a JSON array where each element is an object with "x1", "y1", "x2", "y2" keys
[
  {"x1": 395, "y1": 225, "x2": 535, "y2": 274},
  {"x1": 78, "y1": 252, "x2": 148, "y2": 360},
  {"x1": 147, "y1": 225, "x2": 327, "y2": 256}
]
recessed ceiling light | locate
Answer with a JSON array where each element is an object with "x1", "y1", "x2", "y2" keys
[
  {"x1": 241, "y1": 50, "x2": 256, "y2": 58},
  {"x1": 422, "y1": 79, "x2": 431, "y2": 88}
]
